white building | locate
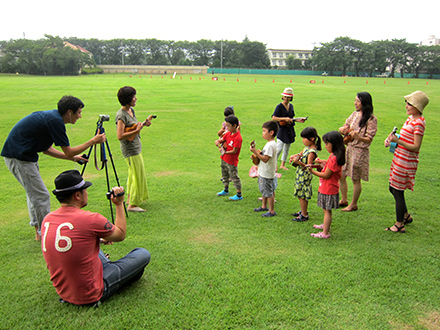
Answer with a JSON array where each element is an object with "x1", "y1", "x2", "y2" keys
[
  {"x1": 420, "y1": 35, "x2": 440, "y2": 46},
  {"x1": 267, "y1": 49, "x2": 313, "y2": 68}
]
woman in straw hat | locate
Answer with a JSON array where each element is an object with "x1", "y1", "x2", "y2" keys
[
  {"x1": 271, "y1": 87, "x2": 307, "y2": 170},
  {"x1": 384, "y1": 91, "x2": 429, "y2": 233}
]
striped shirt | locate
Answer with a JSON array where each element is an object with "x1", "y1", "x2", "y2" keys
[{"x1": 389, "y1": 115, "x2": 425, "y2": 191}]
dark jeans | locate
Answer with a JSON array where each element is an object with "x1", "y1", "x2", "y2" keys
[
  {"x1": 389, "y1": 185, "x2": 407, "y2": 223},
  {"x1": 99, "y1": 248, "x2": 151, "y2": 302}
]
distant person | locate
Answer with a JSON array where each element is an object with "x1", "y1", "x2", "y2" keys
[
  {"x1": 250, "y1": 121, "x2": 278, "y2": 217},
  {"x1": 289, "y1": 127, "x2": 321, "y2": 222},
  {"x1": 338, "y1": 92, "x2": 377, "y2": 212},
  {"x1": 384, "y1": 91, "x2": 429, "y2": 233},
  {"x1": 215, "y1": 115, "x2": 243, "y2": 201},
  {"x1": 115, "y1": 86, "x2": 151, "y2": 212},
  {"x1": 41, "y1": 170, "x2": 151, "y2": 306},
  {"x1": 217, "y1": 106, "x2": 241, "y2": 137},
  {"x1": 1, "y1": 96, "x2": 106, "y2": 240},
  {"x1": 308, "y1": 131, "x2": 345, "y2": 239},
  {"x1": 271, "y1": 87, "x2": 307, "y2": 170}
]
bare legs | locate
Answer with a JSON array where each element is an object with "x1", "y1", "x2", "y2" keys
[{"x1": 339, "y1": 175, "x2": 361, "y2": 211}]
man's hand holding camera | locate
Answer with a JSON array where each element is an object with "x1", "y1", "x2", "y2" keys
[{"x1": 108, "y1": 187, "x2": 125, "y2": 205}]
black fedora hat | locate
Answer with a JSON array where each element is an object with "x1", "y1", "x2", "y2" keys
[{"x1": 52, "y1": 170, "x2": 92, "y2": 196}]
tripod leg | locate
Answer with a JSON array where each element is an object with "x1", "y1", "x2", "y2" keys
[
  {"x1": 80, "y1": 145, "x2": 94, "y2": 176},
  {"x1": 105, "y1": 140, "x2": 129, "y2": 218},
  {"x1": 104, "y1": 160, "x2": 115, "y2": 224}
]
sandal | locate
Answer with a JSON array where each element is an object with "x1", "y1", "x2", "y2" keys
[
  {"x1": 292, "y1": 214, "x2": 309, "y2": 222},
  {"x1": 404, "y1": 213, "x2": 413, "y2": 225},
  {"x1": 292, "y1": 210, "x2": 302, "y2": 217},
  {"x1": 339, "y1": 201, "x2": 348, "y2": 207},
  {"x1": 313, "y1": 224, "x2": 324, "y2": 229},
  {"x1": 254, "y1": 207, "x2": 269, "y2": 212},
  {"x1": 385, "y1": 224, "x2": 406, "y2": 233}
]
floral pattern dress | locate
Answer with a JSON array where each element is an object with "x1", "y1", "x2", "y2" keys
[{"x1": 293, "y1": 146, "x2": 318, "y2": 200}]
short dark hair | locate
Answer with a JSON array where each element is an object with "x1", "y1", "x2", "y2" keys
[
  {"x1": 225, "y1": 115, "x2": 239, "y2": 127},
  {"x1": 57, "y1": 96, "x2": 84, "y2": 116},
  {"x1": 224, "y1": 106, "x2": 235, "y2": 117},
  {"x1": 117, "y1": 86, "x2": 137, "y2": 106},
  {"x1": 55, "y1": 188, "x2": 85, "y2": 203},
  {"x1": 262, "y1": 120, "x2": 278, "y2": 137}
]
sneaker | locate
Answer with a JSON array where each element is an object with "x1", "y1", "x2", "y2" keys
[
  {"x1": 293, "y1": 214, "x2": 309, "y2": 222},
  {"x1": 229, "y1": 195, "x2": 243, "y2": 201},
  {"x1": 262, "y1": 211, "x2": 277, "y2": 217},
  {"x1": 310, "y1": 232, "x2": 331, "y2": 239},
  {"x1": 217, "y1": 190, "x2": 229, "y2": 196},
  {"x1": 292, "y1": 210, "x2": 302, "y2": 217},
  {"x1": 254, "y1": 207, "x2": 269, "y2": 212}
]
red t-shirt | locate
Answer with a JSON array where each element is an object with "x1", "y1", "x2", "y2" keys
[
  {"x1": 41, "y1": 206, "x2": 115, "y2": 305},
  {"x1": 318, "y1": 154, "x2": 342, "y2": 195},
  {"x1": 221, "y1": 131, "x2": 242, "y2": 166}
]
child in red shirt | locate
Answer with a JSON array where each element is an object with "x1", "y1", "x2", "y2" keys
[
  {"x1": 307, "y1": 131, "x2": 346, "y2": 238},
  {"x1": 215, "y1": 115, "x2": 243, "y2": 201}
]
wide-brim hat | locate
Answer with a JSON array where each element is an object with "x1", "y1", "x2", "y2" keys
[
  {"x1": 281, "y1": 87, "x2": 294, "y2": 97},
  {"x1": 404, "y1": 91, "x2": 429, "y2": 113},
  {"x1": 52, "y1": 170, "x2": 92, "y2": 196}
]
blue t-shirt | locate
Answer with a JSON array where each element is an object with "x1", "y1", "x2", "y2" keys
[{"x1": 1, "y1": 110, "x2": 70, "y2": 162}]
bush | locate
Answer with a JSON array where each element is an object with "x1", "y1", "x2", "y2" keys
[{"x1": 81, "y1": 67, "x2": 103, "y2": 74}]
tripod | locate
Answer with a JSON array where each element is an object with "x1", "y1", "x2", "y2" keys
[{"x1": 81, "y1": 118, "x2": 127, "y2": 223}]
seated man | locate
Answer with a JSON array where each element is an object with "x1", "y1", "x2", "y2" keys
[{"x1": 41, "y1": 170, "x2": 150, "y2": 306}]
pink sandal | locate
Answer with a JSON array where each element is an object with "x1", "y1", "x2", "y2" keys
[
  {"x1": 313, "y1": 224, "x2": 324, "y2": 229},
  {"x1": 311, "y1": 232, "x2": 331, "y2": 239}
]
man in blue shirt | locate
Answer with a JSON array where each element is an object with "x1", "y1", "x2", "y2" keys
[{"x1": 2, "y1": 95, "x2": 106, "y2": 240}]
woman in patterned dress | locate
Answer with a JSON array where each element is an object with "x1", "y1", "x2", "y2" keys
[
  {"x1": 384, "y1": 91, "x2": 429, "y2": 233},
  {"x1": 338, "y1": 92, "x2": 377, "y2": 212}
]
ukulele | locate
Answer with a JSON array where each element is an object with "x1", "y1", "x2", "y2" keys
[
  {"x1": 124, "y1": 114, "x2": 156, "y2": 141},
  {"x1": 343, "y1": 128, "x2": 354, "y2": 145},
  {"x1": 250, "y1": 140, "x2": 262, "y2": 165}
]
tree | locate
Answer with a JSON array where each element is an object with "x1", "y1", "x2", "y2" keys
[
  {"x1": 239, "y1": 36, "x2": 270, "y2": 69},
  {"x1": 286, "y1": 56, "x2": 303, "y2": 70}
]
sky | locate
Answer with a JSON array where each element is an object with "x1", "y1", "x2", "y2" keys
[{"x1": 1, "y1": 0, "x2": 437, "y2": 50}]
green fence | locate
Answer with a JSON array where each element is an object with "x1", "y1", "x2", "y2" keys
[{"x1": 208, "y1": 68, "x2": 440, "y2": 79}]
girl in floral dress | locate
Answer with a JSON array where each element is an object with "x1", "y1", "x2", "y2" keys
[{"x1": 290, "y1": 127, "x2": 321, "y2": 222}]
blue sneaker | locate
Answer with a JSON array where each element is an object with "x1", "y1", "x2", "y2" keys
[
  {"x1": 262, "y1": 211, "x2": 277, "y2": 217},
  {"x1": 229, "y1": 195, "x2": 243, "y2": 201},
  {"x1": 217, "y1": 190, "x2": 229, "y2": 196}
]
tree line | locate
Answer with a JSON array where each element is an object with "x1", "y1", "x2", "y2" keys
[
  {"x1": 309, "y1": 37, "x2": 440, "y2": 78},
  {"x1": 1, "y1": 35, "x2": 439, "y2": 77},
  {"x1": 0, "y1": 35, "x2": 270, "y2": 75}
]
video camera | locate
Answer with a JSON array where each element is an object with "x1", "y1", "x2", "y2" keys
[
  {"x1": 98, "y1": 114, "x2": 110, "y2": 124},
  {"x1": 106, "y1": 190, "x2": 125, "y2": 200}
]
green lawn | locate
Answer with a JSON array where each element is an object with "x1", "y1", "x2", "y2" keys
[{"x1": 0, "y1": 73, "x2": 439, "y2": 329}]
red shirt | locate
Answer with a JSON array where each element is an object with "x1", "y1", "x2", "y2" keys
[
  {"x1": 318, "y1": 154, "x2": 342, "y2": 195},
  {"x1": 41, "y1": 206, "x2": 115, "y2": 305},
  {"x1": 221, "y1": 131, "x2": 242, "y2": 166}
]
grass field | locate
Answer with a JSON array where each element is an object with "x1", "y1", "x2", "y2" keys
[{"x1": 0, "y1": 73, "x2": 439, "y2": 329}]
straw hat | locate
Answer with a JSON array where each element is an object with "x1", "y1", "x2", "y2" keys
[
  {"x1": 404, "y1": 91, "x2": 429, "y2": 113},
  {"x1": 281, "y1": 87, "x2": 294, "y2": 97}
]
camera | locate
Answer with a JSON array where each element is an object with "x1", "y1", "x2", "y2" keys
[
  {"x1": 98, "y1": 114, "x2": 110, "y2": 122},
  {"x1": 106, "y1": 190, "x2": 125, "y2": 200},
  {"x1": 77, "y1": 153, "x2": 89, "y2": 165}
]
